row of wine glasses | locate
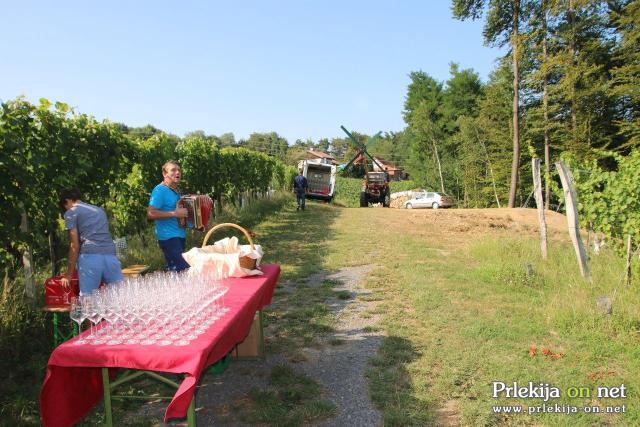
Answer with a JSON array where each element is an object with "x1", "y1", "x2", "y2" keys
[{"x1": 69, "y1": 268, "x2": 230, "y2": 346}]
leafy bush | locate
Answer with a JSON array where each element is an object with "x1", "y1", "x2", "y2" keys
[{"x1": 565, "y1": 151, "x2": 640, "y2": 254}]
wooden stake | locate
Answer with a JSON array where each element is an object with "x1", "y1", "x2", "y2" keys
[
  {"x1": 20, "y1": 206, "x2": 35, "y2": 300},
  {"x1": 625, "y1": 235, "x2": 632, "y2": 286},
  {"x1": 532, "y1": 158, "x2": 548, "y2": 259},
  {"x1": 555, "y1": 161, "x2": 590, "y2": 280}
]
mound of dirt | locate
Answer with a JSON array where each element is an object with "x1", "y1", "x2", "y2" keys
[{"x1": 396, "y1": 208, "x2": 569, "y2": 239}]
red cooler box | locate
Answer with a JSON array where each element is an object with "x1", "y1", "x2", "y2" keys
[{"x1": 44, "y1": 273, "x2": 80, "y2": 306}]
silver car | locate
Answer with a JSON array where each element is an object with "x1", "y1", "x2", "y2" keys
[{"x1": 404, "y1": 192, "x2": 454, "y2": 209}]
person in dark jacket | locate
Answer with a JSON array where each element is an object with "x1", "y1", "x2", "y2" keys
[{"x1": 293, "y1": 169, "x2": 308, "y2": 211}]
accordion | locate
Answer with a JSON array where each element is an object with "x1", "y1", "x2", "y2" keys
[{"x1": 178, "y1": 194, "x2": 214, "y2": 229}]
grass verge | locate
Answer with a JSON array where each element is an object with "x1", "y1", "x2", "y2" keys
[{"x1": 320, "y1": 208, "x2": 639, "y2": 426}]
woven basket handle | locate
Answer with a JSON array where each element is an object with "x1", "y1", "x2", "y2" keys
[{"x1": 202, "y1": 223, "x2": 255, "y2": 249}]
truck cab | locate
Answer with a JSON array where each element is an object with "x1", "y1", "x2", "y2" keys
[{"x1": 298, "y1": 159, "x2": 337, "y2": 202}]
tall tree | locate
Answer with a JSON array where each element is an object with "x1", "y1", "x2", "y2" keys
[
  {"x1": 522, "y1": 0, "x2": 557, "y2": 208},
  {"x1": 403, "y1": 71, "x2": 443, "y2": 124},
  {"x1": 440, "y1": 63, "x2": 484, "y2": 134},
  {"x1": 541, "y1": 0, "x2": 551, "y2": 208},
  {"x1": 440, "y1": 64, "x2": 485, "y2": 198},
  {"x1": 218, "y1": 132, "x2": 236, "y2": 147},
  {"x1": 243, "y1": 132, "x2": 289, "y2": 161},
  {"x1": 184, "y1": 130, "x2": 221, "y2": 146},
  {"x1": 609, "y1": 0, "x2": 640, "y2": 150},
  {"x1": 477, "y1": 61, "x2": 516, "y2": 206},
  {"x1": 402, "y1": 71, "x2": 445, "y2": 189},
  {"x1": 545, "y1": 0, "x2": 616, "y2": 156},
  {"x1": 412, "y1": 103, "x2": 447, "y2": 192},
  {"x1": 316, "y1": 138, "x2": 330, "y2": 152},
  {"x1": 453, "y1": 0, "x2": 529, "y2": 207},
  {"x1": 329, "y1": 137, "x2": 350, "y2": 161}
]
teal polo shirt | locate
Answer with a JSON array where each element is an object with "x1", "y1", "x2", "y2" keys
[{"x1": 149, "y1": 184, "x2": 186, "y2": 241}]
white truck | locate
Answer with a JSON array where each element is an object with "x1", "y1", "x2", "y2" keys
[{"x1": 297, "y1": 159, "x2": 337, "y2": 202}]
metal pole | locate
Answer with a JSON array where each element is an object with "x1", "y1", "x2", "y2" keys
[
  {"x1": 187, "y1": 396, "x2": 196, "y2": 427},
  {"x1": 102, "y1": 368, "x2": 113, "y2": 427},
  {"x1": 258, "y1": 310, "x2": 265, "y2": 360},
  {"x1": 52, "y1": 313, "x2": 59, "y2": 347}
]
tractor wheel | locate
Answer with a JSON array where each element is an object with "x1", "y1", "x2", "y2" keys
[
  {"x1": 383, "y1": 193, "x2": 391, "y2": 207},
  {"x1": 360, "y1": 192, "x2": 368, "y2": 207}
]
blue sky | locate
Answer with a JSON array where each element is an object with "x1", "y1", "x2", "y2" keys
[{"x1": 1, "y1": 1, "x2": 502, "y2": 144}]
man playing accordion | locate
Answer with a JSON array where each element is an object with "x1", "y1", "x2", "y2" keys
[
  {"x1": 147, "y1": 160, "x2": 214, "y2": 272},
  {"x1": 147, "y1": 160, "x2": 190, "y2": 272}
]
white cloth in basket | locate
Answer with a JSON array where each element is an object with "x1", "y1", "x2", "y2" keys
[{"x1": 182, "y1": 236, "x2": 263, "y2": 278}]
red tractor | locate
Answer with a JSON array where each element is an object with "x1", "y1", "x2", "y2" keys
[
  {"x1": 340, "y1": 125, "x2": 391, "y2": 208},
  {"x1": 360, "y1": 171, "x2": 390, "y2": 207}
]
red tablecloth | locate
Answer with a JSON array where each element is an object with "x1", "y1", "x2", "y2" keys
[{"x1": 40, "y1": 264, "x2": 280, "y2": 427}]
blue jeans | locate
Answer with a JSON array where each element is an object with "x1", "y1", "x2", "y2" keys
[
  {"x1": 78, "y1": 254, "x2": 123, "y2": 295},
  {"x1": 158, "y1": 237, "x2": 190, "y2": 272},
  {"x1": 296, "y1": 192, "x2": 306, "y2": 210}
]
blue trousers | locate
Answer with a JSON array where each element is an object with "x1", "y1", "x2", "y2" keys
[
  {"x1": 296, "y1": 192, "x2": 306, "y2": 209},
  {"x1": 158, "y1": 237, "x2": 190, "y2": 272},
  {"x1": 78, "y1": 253, "x2": 123, "y2": 295}
]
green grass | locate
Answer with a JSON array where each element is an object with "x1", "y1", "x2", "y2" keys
[
  {"x1": 0, "y1": 269, "x2": 52, "y2": 426},
  {"x1": 241, "y1": 365, "x2": 336, "y2": 426}
]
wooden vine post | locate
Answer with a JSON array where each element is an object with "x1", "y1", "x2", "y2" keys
[
  {"x1": 532, "y1": 158, "x2": 548, "y2": 259},
  {"x1": 625, "y1": 235, "x2": 632, "y2": 286},
  {"x1": 555, "y1": 161, "x2": 590, "y2": 280},
  {"x1": 20, "y1": 204, "x2": 36, "y2": 300}
]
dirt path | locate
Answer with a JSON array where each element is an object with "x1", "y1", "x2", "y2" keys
[{"x1": 300, "y1": 265, "x2": 382, "y2": 427}]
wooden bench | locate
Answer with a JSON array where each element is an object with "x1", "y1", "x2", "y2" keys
[{"x1": 121, "y1": 264, "x2": 150, "y2": 277}]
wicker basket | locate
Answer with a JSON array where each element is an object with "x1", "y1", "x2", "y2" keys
[{"x1": 202, "y1": 223, "x2": 257, "y2": 270}]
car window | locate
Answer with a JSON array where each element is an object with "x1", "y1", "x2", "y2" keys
[{"x1": 426, "y1": 192, "x2": 434, "y2": 198}]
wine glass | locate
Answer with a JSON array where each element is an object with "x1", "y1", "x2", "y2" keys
[
  {"x1": 69, "y1": 298, "x2": 87, "y2": 345},
  {"x1": 83, "y1": 296, "x2": 105, "y2": 344},
  {"x1": 103, "y1": 302, "x2": 123, "y2": 345}
]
